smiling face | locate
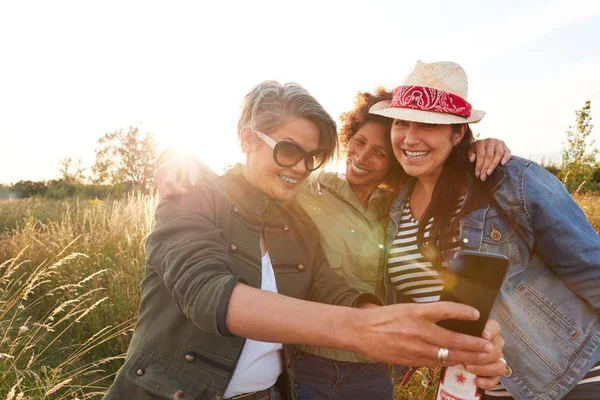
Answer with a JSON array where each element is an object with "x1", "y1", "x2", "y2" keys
[
  {"x1": 345, "y1": 121, "x2": 395, "y2": 189},
  {"x1": 390, "y1": 119, "x2": 466, "y2": 184},
  {"x1": 243, "y1": 118, "x2": 321, "y2": 201}
]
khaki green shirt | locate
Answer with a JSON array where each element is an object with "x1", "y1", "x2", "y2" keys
[{"x1": 295, "y1": 172, "x2": 393, "y2": 362}]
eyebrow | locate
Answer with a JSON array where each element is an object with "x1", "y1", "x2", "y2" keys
[
  {"x1": 281, "y1": 137, "x2": 318, "y2": 153},
  {"x1": 355, "y1": 134, "x2": 389, "y2": 153}
]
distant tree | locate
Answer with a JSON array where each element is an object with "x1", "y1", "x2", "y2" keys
[
  {"x1": 91, "y1": 125, "x2": 159, "y2": 192},
  {"x1": 12, "y1": 180, "x2": 48, "y2": 198},
  {"x1": 559, "y1": 100, "x2": 599, "y2": 193},
  {"x1": 58, "y1": 156, "x2": 86, "y2": 183},
  {"x1": 594, "y1": 167, "x2": 600, "y2": 183}
]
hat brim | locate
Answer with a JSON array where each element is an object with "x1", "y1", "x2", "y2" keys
[{"x1": 369, "y1": 100, "x2": 485, "y2": 124}]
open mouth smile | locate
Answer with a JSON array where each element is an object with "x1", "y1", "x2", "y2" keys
[{"x1": 403, "y1": 150, "x2": 430, "y2": 160}]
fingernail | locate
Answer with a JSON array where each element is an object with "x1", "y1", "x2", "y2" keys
[
  {"x1": 475, "y1": 171, "x2": 480, "y2": 177},
  {"x1": 481, "y1": 174, "x2": 487, "y2": 181},
  {"x1": 487, "y1": 168, "x2": 493, "y2": 175},
  {"x1": 485, "y1": 343, "x2": 494, "y2": 353},
  {"x1": 466, "y1": 365, "x2": 475, "y2": 372},
  {"x1": 482, "y1": 330, "x2": 491, "y2": 340},
  {"x1": 473, "y1": 310, "x2": 480, "y2": 319}
]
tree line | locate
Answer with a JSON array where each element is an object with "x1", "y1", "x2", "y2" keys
[
  {"x1": 2, "y1": 101, "x2": 599, "y2": 200},
  {"x1": 0, "y1": 125, "x2": 158, "y2": 199}
]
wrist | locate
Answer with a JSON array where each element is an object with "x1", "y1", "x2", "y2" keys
[{"x1": 331, "y1": 307, "x2": 367, "y2": 353}]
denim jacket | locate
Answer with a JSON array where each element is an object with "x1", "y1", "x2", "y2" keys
[{"x1": 383, "y1": 157, "x2": 600, "y2": 400}]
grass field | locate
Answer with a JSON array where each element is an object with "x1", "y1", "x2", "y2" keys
[{"x1": 0, "y1": 193, "x2": 598, "y2": 398}]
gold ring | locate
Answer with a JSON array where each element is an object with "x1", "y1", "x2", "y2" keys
[
  {"x1": 500, "y1": 358, "x2": 513, "y2": 377},
  {"x1": 437, "y1": 347, "x2": 449, "y2": 363}
]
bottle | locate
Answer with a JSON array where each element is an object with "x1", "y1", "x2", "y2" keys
[{"x1": 435, "y1": 365, "x2": 483, "y2": 400}]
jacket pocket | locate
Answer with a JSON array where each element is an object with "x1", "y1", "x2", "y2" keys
[
  {"x1": 273, "y1": 261, "x2": 307, "y2": 274},
  {"x1": 517, "y1": 283, "x2": 580, "y2": 340},
  {"x1": 125, "y1": 349, "x2": 207, "y2": 399},
  {"x1": 325, "y1": 252, "x2": 343, "y2": 270},
  {"x1": 185, "y1": 345, "x2": 235, "y2": 378}
]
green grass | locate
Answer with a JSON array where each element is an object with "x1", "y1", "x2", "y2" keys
[{"x1": 0, "y1": 193, "x2": 598, "y2": 398}]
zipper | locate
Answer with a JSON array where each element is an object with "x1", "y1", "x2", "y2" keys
[
  {"x1": 189, "y1": 350, "x2": 235, "y2": 374},
  {"x1": 221, "y1": 338, "x2": 247, "y2": 397}
]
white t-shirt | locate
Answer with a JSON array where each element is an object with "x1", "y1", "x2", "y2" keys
[{"x1": 223, "y1": 252, "x2": 283, "y2": 398}]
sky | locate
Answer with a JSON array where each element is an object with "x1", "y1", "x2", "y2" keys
[{"x1": 1, "y1": 0, "x2": 599, "y2": 184}]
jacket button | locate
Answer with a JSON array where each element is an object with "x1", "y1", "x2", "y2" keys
[
  {"x1": 136, "y1": 368, "x2": 145, "y2": 376},
  {"x1": 175, "y1": 389, "x2": 185, "y2": 398},
  {"x1": 297, "y1": 263, "x2": 305, "y2": 271},
  {"x1": 185, "y1": 353, "x2": 195, "y2": 363},
  {"x1": 491, "y1": 229, "x2": 502, "y2": 241},
  {"x1": 283, "y1": 224, "x2": 289, "y2": 232},
  {"x1": 462, "y1": 238, "x2": 469, "y2": 244},
  {"x1": 229, "y1": 243, "x2": 237, "y2": 252},
  {"x1": 232, "y1": 206, "x2": 239, "y2": 214}
]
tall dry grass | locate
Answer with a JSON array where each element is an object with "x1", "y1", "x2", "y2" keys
[
  {"x1": 0, "y1": 247, "x2": 133, "y2": 398},
  {"x1": 0, "y1": 193, "x2": 157, "y2": 397}
]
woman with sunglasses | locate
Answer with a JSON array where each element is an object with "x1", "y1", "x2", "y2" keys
[{"x1": 153, "y1": 86, "x2": 510, "y2": 400}]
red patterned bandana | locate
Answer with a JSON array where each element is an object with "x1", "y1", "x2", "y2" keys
[{"x1": 390, "y1": 85, "x2": 472, "y2": 118}]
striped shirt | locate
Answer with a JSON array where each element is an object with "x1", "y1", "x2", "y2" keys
[
  {"x1": 387, "y1": 196, "x2": 463, "y2": 303},
  {"x1": 388, "y1": 197, "x2": 600, "y2": 397}
]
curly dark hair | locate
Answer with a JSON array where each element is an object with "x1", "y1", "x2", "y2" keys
[{"x1": 338, "y1": 88, "x2": 406, "y2": 193}]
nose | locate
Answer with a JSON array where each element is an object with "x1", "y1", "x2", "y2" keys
[
  {"x1": 354, "y1": 147, "x2": 367, "y2": 163},
  {"x1": 404, "y1": 123, "x2": 421, "y2": 146},
  {"x1": 290, "y1": 158, "x2": 309, "y2": 176}
]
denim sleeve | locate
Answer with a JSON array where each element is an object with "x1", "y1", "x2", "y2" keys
[
  {"x1": 145, "y1": 183, "x2": 243, "y2": 337},
  {"x1": 522, "y1": 162, "x2": 600, "y2": 312}
]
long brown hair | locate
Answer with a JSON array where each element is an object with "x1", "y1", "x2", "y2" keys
[{"x1": 416, "y1": 125, "x2": 494, "y2": 268}]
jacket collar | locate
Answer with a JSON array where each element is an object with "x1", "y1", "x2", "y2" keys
[
  {"x1": 317, "y1": 172, "x2": 393, "y2": 220},
  {"x1": 221, "y1": 164, "x2": 276, "y2": 217}
]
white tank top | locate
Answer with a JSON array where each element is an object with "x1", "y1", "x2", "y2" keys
[{"x1": 223, "y1": 252, "x2": 283, "y2": 398}]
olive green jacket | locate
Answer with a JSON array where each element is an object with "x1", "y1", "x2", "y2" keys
[
  {"x1": 295, "y1": 172, "x2": 394, "y2": 363},
  {"x1": 103, "y1": 166, "x2": 377, "y2": 400}
]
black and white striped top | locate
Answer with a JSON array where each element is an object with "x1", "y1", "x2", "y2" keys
[
  {"x1": 387, "y1": 196, "x2": 463, "y2": 303},
  {"x1": 388, "y1": 197, "x2": 600, "y2": 397}
]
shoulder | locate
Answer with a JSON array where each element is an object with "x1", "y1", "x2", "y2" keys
[
  {"x1": 156, "y1": 173, "x2": 223, "y2": 221},
  {"x1": 498, "y1": 156, "x2": 560, "y2": 187}
]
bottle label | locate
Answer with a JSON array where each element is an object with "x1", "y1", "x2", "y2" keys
[{"x1": 435, "y1": 365, "x2": 482, "y2": 400}]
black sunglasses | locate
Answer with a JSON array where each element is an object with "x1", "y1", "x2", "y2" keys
[{"x1": 254, "y1": 130, "x2": 328, "y2": 172}]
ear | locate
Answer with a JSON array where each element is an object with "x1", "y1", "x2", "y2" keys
[
  {"x1": 452, "y1": 124, "x2": 467, "y2": 146},
  {"x1": 239, "y1": 129, "x2": 258, "y2": 153}
]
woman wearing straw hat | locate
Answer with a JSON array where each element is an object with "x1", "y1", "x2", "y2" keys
[
  {"x1": 104, "y1": 80, "x2": 506, "y2": 400},
  {"x1": 154, "y1": 87, "x2": 511, "y2": 399},
  {"x1": 371, "y1": 60, "x2": 600, "y2": 399}
]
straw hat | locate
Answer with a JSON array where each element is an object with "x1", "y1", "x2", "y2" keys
[{"x1": 370, "y1": 61, "x2": 485, "y2": 124}]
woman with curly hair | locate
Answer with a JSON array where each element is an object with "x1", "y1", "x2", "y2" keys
[{"x1": 154, "y1": 86, "x2": 510, "y2": 399}]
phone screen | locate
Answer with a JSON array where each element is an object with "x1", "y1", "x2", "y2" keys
[{"x1": 437, "y1": 251, "x2": 508, "y2": 337}]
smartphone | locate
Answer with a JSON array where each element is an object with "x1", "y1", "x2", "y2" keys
[{"x1": 437, "y1": 250, "x2": 508, "y2": 337}]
